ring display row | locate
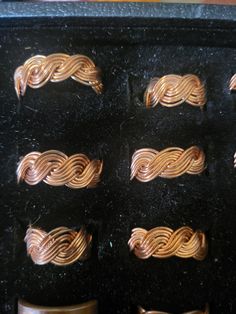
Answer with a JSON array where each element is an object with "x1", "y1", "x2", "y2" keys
[
  {"x1": 24, "y1": 225, "x2": 207, "y2": 266},
  {"x1": 17, "y1": 299, "x2": 209, "y2": 314},
  {"x1": 14, "y1": 53, "x2": 236, "y2": 108}
]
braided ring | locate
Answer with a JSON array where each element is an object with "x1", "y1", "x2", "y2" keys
[
  {"x1": 25, "y1": 226, "x2": 92, "y2": 266},
  {"x1": 128, "y1": 226, "x2": 207, "y2": 261},
  {"x1": 138, "y1": 304, "x2": 209, "y2": 314},
  {"x1": 144, "y1": 74, "x2": 206, "y2": 108},
  {"x1": 17, "y1": 150, "x2": 103, "y2": 189},
  {"x1": 131, "y1": 146, "x2": 205, "y2": 182},
  {"x1": 229, "y1": 74, "x2": 236, "y2": 91},
  {"x1": 14, "y1": 53, "x2": 103, "y2": 98},
  {"x1": 234, "y1": 152, "x2": 236, "y2": 168}
]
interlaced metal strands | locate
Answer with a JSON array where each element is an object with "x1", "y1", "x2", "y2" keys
[
  {"x1": 131, "y1": 146, "x2": 205, "y2": 182},
  {"x1": 229, "y1": 74, "x2": 236, "y2": 91},
  {"x1": 144, "y1": 74, "x2": 206, "y2": 109},
  {"x1": 25, "y1": 226, "x2": 92, "y2": 266},
  {"x1": 14, "y1": 53, "x2": 103, "y2": 98},
  {"x1": 17, "y1": 150, "x2": 103, "y2": 189},
  {"x1": 128, "y1": 226, "x2": 207, "y2": 261}
]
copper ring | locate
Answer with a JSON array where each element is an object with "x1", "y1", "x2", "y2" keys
[
  {"x1": 14, "y1": 53, "x2": 103, "y2": 98},
  {"x1": 130, "y1": 146, "x2": 205, "y2": 182},
  {"x1": 230, "y1": 74, "x2": 236, "y2": 91},
  {"x1": 144, "y1": 74, "x2": 206, "y2": 108},
  {"x1": 25, "y1": 226, "x2": 92, "y2": 266},
  {"x1": 18, "y1": 299, "x2": 98, "y2": 314},
  {"x1": 16, "y1": 150, "x2": 103, "y2": 189},
  {"x1": 128, "y1": 226, "x2": 207, "y2": 261},
  {"x1": 138, "y1": 304, "x2": 209, "y2": 314}
]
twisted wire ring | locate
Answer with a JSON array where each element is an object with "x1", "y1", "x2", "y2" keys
[
  {"x1": 229, "y1": 74, "x2": 236, "y2": 91},
  {"x1": 128, "y1": 226, "x2": 207, "y2": 261},
  {"x1": 144, "y1": 74, "x2": 206, "y2": 108},
  {"x1": 25, "y1": 226, "x2": 92, "y2": 266},
  {"x1": 130, "y1": 146, "x2": 205, "y2": 182},
  {"x1": 14, "y1": 53, "x2": 103, "y2": 98},
  {"x1": 16, "y1": 150, "x2": 103, "y2": 189},
  {"x1": 138, "y1": 304, "x2": 209, "y2": 314}
]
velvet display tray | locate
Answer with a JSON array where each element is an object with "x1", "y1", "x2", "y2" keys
[{"x1": 0, "y1": 3, "x2": 236, "y2": 314}]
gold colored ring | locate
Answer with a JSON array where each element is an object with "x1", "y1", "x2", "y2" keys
[
  {"x1": 230, "y1": 74, "x2": 236, "y2": 91},
  {"x1": 144, "y1": 74, "x2": 206, "y2": 108},
  {"x1": 14, "y1": 53, "x2": 103, "y2": 98},
  {"x1": 128, "y1": 226, "x2": 207, "y2": 261},
  {"x1": 18, "y1": 299, "x2": 98, "y2": 314},
  {"x1": 16, "y1": 150, "x2": 103, "y2": 189},
  {"x1": 25, "y1": 226, "x2": 92, "y2": 266},
  {"x1": 138, "y1": 304, "x2": 209, "y2": 314},
  {"x1": 131, "y1": 146, "x2": 205, "y2": 182}
]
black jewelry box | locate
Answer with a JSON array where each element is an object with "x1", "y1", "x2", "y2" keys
[{"x1": 0, "y1": 2, "x2": 236, "y2": 313}]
